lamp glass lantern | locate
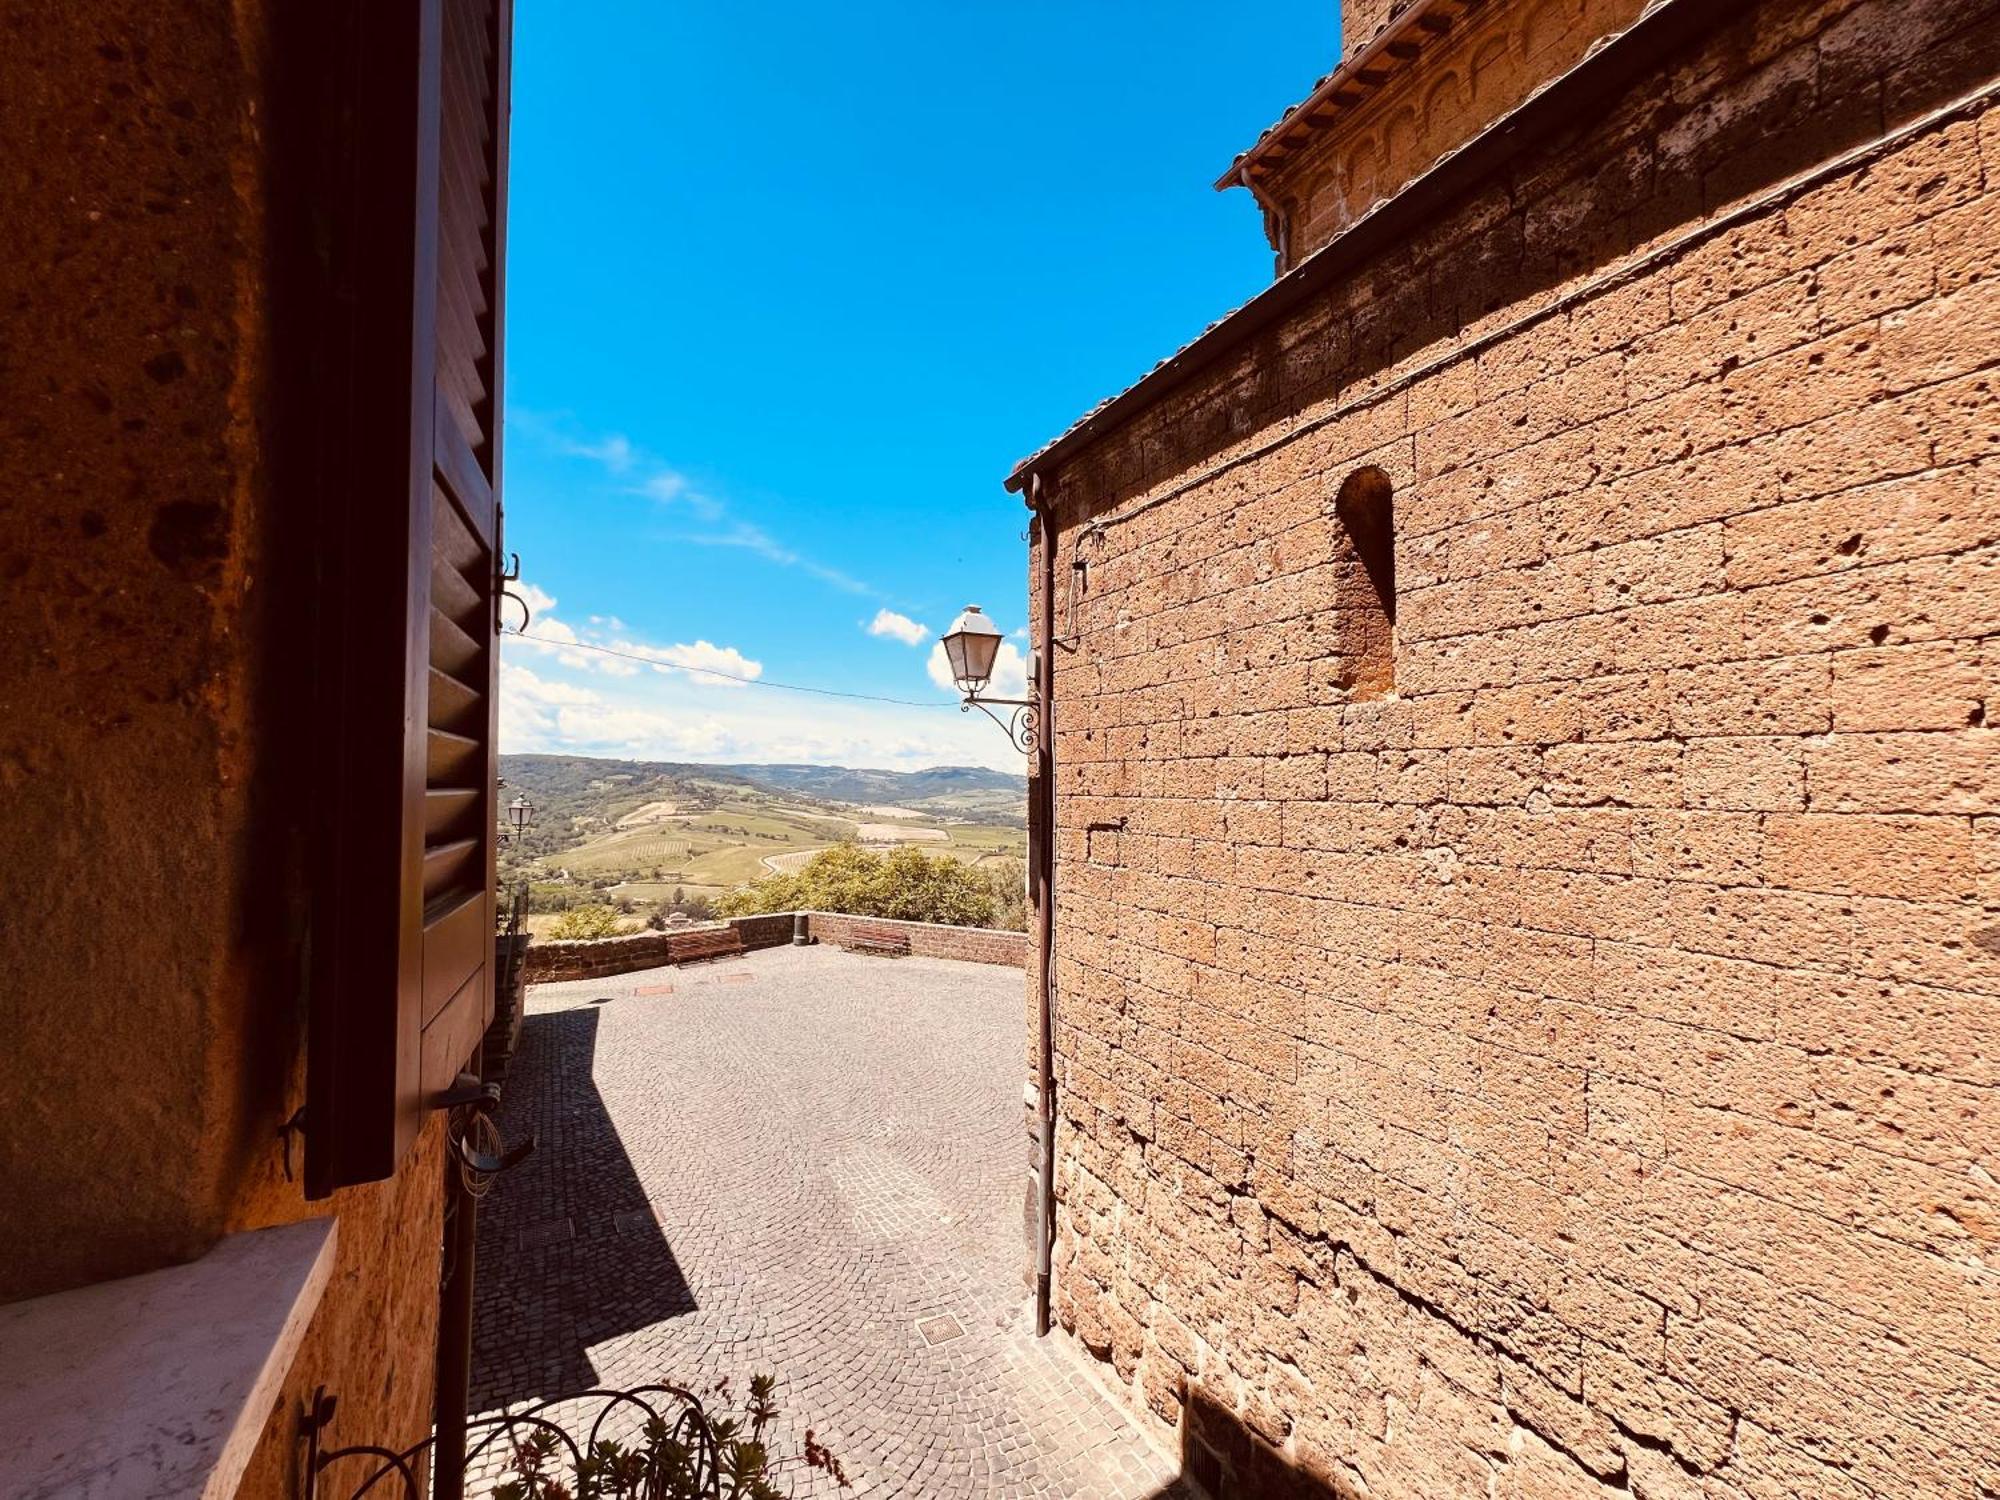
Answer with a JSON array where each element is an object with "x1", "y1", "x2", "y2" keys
[
  {"x1": 942, "y1": 605, "x2": 1004, "y2": 696},
  {"x1": 507, "y1": 794, "x2": 535, "y2": 838}
]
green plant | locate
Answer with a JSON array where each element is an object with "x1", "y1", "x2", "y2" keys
[
  {"x1": 547, "y1": 904, "x2": 633, "y2": 941},
  {"x1": 716, "y1": 843, "x2": 996, "y2": 927},
  {"x1": 494, "y1": 1375, "x2": 845, "y2": 1499},
  {"x1": 981, "y1": 858, "x2": 1029, "y2": 932}
]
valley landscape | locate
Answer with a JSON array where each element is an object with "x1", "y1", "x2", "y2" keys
[{"x1": 497, "y1": 754, "x2": 1027, "y2": 935}]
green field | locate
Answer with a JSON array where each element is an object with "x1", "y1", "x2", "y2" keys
[
  {"x1": 533, "y1": 796, "x2": 1024, "y2": 904},
  {"x1": 496, "y1": 757, "x2": 1027, "y2": 921}
]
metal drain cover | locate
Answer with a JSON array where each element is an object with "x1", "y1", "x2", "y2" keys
[
  {"x1": 917, "y1": 1314, "x2": 965, "y2": 1346},
  {"x1": 520, "y1": 1217, "x2": 574, "y2": 1250}
]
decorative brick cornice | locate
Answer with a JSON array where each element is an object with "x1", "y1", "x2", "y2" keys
[
  {"x1": 1216, "y1": 0, "x2": 1475, "y2": 193},
  {"x1": 1220, "y1": 0, "x2": 1651, "y2": 271}
]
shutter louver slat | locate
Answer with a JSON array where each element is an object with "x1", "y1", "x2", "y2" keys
[
  {"x1": 428, "y1": 605, "x2": 482, "y2": 680},
  {"x1": 427, "y1": 665, "x2": 482, "y2": 736},
  {"x1": 431, "y1": 549, "x2": 482, "y2": 623},
  {"x1": 425, "y1": 786, "x2": 481, "y2": 838},
  {"x1": 426, "y1": 725, "x2": 480, "y2": 785}
]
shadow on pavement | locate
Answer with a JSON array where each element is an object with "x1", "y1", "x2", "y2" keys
[{"x1": 470, "y1": 1004, "x2": 697, "y2": 1411}]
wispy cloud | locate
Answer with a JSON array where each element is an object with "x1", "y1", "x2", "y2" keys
[
  {"x1": 557, "y1": 432, "x2": 636, "y2": 474},
  {"x1": 533, "y1": 420, "x2": 864, "y2": 591},
  {"x1": 638, "y1": 468, "x2": 725, "y2": 521},
  {"x1": 686, "y1": 519, "x2": 874, "y2": 596},
  {"x1": 867, "y1": 608, "x2": 930, "y2": 646}
]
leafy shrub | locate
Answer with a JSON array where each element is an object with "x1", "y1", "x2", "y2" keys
[
  {"x1": 547, "y1": 904, "x2": 633, "y2": 941},
  {"x1": 981, "y1": 858, "x2": 1029, "y2": 933},
  {"x1": 525, "y1": 881, "x2": 579, "y2": 915},
  {"x1": 717, "y1": 843, "x2": 996, "y2": 927},
  {"x1": 496, "y1": 1374, "x2": 845, "y2": 1499}
]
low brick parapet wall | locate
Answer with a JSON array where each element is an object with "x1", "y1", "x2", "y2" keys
[
  {"x1": 521, "y1": 929, "x2": 677, "y2": 983},
  {"x1": 802, "y1": 913, "x2": 1030, "y2": 967},
  {"x1": 727, "y1": 912, "x2": 797, "y2": 952},
  {"x1": 521, "y1": 911, "x2": 1027, "y2": 984}
]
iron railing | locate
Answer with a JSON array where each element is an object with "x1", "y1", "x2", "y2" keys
[{"x1": 301, "y1": 1383, "x2": 726, "y2": 1499}]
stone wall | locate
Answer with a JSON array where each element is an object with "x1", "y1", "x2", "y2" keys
[
  {"x1": 521, "y1": 913, "x2": 1029, "y2": 983},
  {"x1": 806, "y1": 912, "x2": 1033, "y2": 967},
  {"x1": 1027, "y1": 0, "x2": 2000, "y2": 1495},
  {"x1": 728, "y1": 912, "x2": 801, "y2": 952},
  {"x1": 523, "y1": 929, "x2": 683, "y2": 983},
  {"x1": 1, "y1": 0, "x2": 292, "y2": 1298}
]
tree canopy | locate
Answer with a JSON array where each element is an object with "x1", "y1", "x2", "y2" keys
[
  {"x1": 716, "y1": 844, "x2": 1000, "y2": 928},
  {"x1": 546, "y1": 903, "x2": 633, "y2": 940}
]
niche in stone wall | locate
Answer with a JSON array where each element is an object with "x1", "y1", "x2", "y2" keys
[{"x1": 1332, "y1": 465, "x2": 1396, "y2": 700}]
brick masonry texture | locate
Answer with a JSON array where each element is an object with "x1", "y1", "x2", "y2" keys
[
  {"x1": 473, "y1": 948, "x2": 1186, "y2": 1499},
  {"x1": 521, "y1": 913, "x2": 1029, "y2": 984},
  {"x1": 1025, "y1": 1, "x2": 2000, "y2": 1497},
  {"x1": 807, "y1": 912, "x2": 1034, "y2": 967}
]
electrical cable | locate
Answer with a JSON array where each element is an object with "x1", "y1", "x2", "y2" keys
[{"x1": 502, "y1": 628, "x2": 955, "y2": 708}]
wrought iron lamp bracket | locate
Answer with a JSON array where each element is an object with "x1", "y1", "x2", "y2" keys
[{"x1": 961, "y1": 695, "x2": 1039, "y2": 754}]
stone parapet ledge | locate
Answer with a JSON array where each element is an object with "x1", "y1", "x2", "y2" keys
[
  {"x1": 801, "y1": 912, "x2": 1031, "y2": 968},
  {"x1": 521, "y1": 912, "x2": 1029, "y2": 984},
  {"x1": 0, "y1": 1218, "x2": 336, "y2": 1499}
]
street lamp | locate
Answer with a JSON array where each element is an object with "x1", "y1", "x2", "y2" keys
[
  {"x1": 506, "y1": 794, "x2": 534, "y2": 843},
  {"x1": 941, "y1": 605, "x2": 1038, "y2": 753}
]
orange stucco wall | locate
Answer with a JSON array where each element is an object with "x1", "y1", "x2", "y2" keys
[{"x1": 0, "y1": 0, "x2": 443, "y2": 1473}]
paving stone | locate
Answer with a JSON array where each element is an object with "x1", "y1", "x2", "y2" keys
[{"x1": 470, "y1": 946, "x2": 1189, "y2": 1499}]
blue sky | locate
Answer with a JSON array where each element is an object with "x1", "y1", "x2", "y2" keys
[{"x1": 499, "y1": 0, "x2": 1333, "y2": 771}]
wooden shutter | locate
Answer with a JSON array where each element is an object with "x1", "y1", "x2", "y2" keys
[{"x1": 305, "y1": 0, "x2": 512, "y2": 1197}]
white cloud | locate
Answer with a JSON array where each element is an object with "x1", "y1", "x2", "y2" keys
[
  {"x1": 517, "y1": 581, "x2": 559, "y2": 619},
  {"x1": 506, "y1": 581, "x2": 761, "y2": 686},
  {"x1": 927, "y1": 637, "x2": 1029, "y2": 699},
  {"x1": 867, "y1": 608, "x2": 930, "y2": 646},
  {"x1": 499, "y1": 647, "x2": 1027, "y2": 771},
  {"x1": 607, "y1": 637, "x2": 762, "y2": 687}
]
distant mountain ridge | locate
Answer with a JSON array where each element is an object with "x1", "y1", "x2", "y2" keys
[
  {"x1": 497, "y1": 756, "x2": 1025, "y2": 837},
  {"x1": 499, "y1": 754, "x2": 1023, "y2": 802},
  {"x1": 722, "y1": 762, "x2": 1024, "y2": 803}
]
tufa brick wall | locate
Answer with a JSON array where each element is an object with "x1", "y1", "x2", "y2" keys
[{"x1": 1026, "y1": 0, "x2": 2000, "y2": 1496}]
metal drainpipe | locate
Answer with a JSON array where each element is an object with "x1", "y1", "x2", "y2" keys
[
  {"x1": 1027, "y1": 472, "x2": 1059, "y2": 1338},
  {"x1": 433, "y1": 1077, "x2": 533, "y2": 1498},
  {"x1": 433, "y1": 1154, "x2": 477, "y2": 1500}
]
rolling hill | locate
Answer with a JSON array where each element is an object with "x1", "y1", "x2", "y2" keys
[{"x1": 496, "y1": 755, "x2": 1027, "y2": 922}]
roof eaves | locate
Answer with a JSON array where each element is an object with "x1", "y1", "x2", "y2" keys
[{"x1": 1212, "y1": 0, "x2": 1464, "y2": 194}]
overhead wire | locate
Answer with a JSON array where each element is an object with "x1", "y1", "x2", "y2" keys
[{"x1": 501, "y1": 628, "x2": 955, "y2": 708}]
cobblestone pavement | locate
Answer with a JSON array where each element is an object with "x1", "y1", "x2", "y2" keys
[{"x1": 472, "y1": 945, "x2": 1190, "y2": 1499}]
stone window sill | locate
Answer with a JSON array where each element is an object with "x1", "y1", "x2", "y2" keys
[{"x1": 0, "y1": 1218, "x2": 337, "y2": 1499}]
